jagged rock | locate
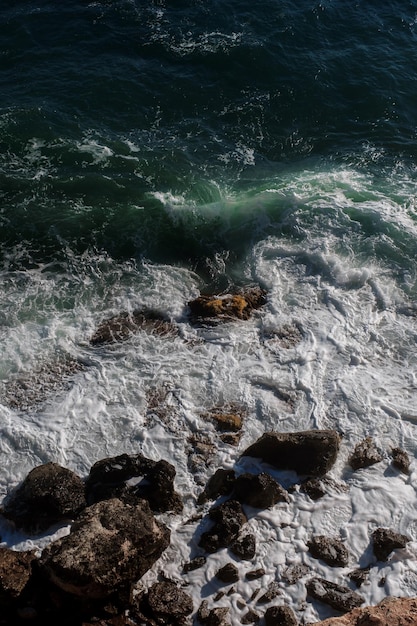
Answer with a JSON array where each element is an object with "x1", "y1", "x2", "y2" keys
[
  {"x1": 183, "y1": 556, "x2": 207, "y2": 573},
  {"x1": 241, "y1": 608, "x2": 260, "y2": 624},
  {"x1": 371, "y1": 527, "x2": 411, "y2": 561},
  {"x1": 85, "y1": 453, "x2": 183, "y2": 514},
  {"x1": 300, "y1": 478, "x2": 327, "y2": 500},
  {"x1": 199, "y1": 500, "x2": 247, "y2": 553},
  {"x1": 264, "y1": 605, "x2": 297, "y2": 626},
  {"x1": 257, "y1": 581, "x2": 281, "y2": 603},
  {"x1": 348, "y1": 437, "x2": 382, "y2": 470},
  {"x1": 348, "y1": 567, "x2": 369, "y2": 588},
  {"x1": 145, "y1": 581, "x2": 193, "y2": 625},
  {"x1": 198, "y1": 469, "x2": 236, "y2": 504},
  {"x1": 306, "y1": 578, "x2": 363, "y2": 613},
  {"x1": 187, "y1": 287, "x2": 267, "y2": 325},
  {"x1": 0, "y1": 547, "x2": 37, "y2": 603},
  {"x1": 242, "y1": 430, "x2": 340, "y2": 477},
  {"x1": 229, "y1": 534, "x2": 256, "y2": 561},
  {"x1": 2, "y1": 462, "x2": 86, "y2": 533},
  {"x1": 307, "y1": 536, "x2": 349, "y2": 567},
  {"x1": 90, "y1": 309, "x2": 178, "y2": 345},
  {"x1": 234, "y1": 473, "x2": 290, "y2": 509},
  {"x1": 216, "y1": 563, "x2": 239, "y2": 584},
  {"x1": 197, "y1": 601, "x2": 230, "y2": 626},
  {"x1": 41, "y1": 498, "x2": 170, "y2": 598},
  {"x1": 245, "y1": 569, "x2": 265, "y2": 581},
  {"x1": 282, "y1": 563, "x2": 310, "y2": 584},
  {"x1": 391, "y1": 447, "x2": 410, "y2": 474},
  {"x1": 311, "y1": 596, "x2": 417, "y2": 625}
]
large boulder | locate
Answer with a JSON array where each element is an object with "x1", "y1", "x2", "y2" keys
[
  {"x1": 242, "y1": 430, "x2": 340, "y2": 477},
  {"x1": 1, "y1": 463, "x2": 86, "y2": 533},
  {"x1": 85, "y1": 453, "x2": 183, "y2": 514},
  {"x1": 311, "y1": 596, "x2": 417, "y2": 625},
  {"x1": 40, "y1": 498, "x2": 170, "y2": 599}
]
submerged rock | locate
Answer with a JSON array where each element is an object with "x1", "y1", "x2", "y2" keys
[
  {"x1": 41, "y1": 498, "x2": 170, "y2": 598},
  {"x1": 242, "y1": 430, "x2": 340, "y2": 477},
  {"x1": 234, "y1": 473, "x2": 290, "y2": 509},
  {"x1": 348, "y1": 437, "x2": 382, "y2": 470},
  {"x1": 199, "y1": 500, "x2": 247, "y2": 553},
  {"x1": 2, "y1": 462, "x2": 86, "y2": 533},
  {"x1": 187, "y1": 287, "x2": 267, "y2": 325},
  {"x1": 307, "y1": 536, "x2": 349, "y2": 567},
  {"x1": 306, "y1": 577, "x2": 364, "y2": 613},
  {"x1": 311, "y1": 596, "x2": 417, "y2": 625},
  {"x1": 90, "y1": 309, "x2": 178, "y2": 345},
  {"x1": 371, "y1": 527, "x2": 411, "y2": 561},
  {"x1": 85, "y1": 453, "x2": 183, "y2": 514}
]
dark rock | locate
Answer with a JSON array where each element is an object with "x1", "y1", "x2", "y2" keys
[
  {"x1": 241, "y1": 608, "x2": 260, "y2": 624},
  {"x1": 146, "y1": 581, "x2": 193, "y2": 625},
  {"x1": 391, "y1": 447, "x2": 410, "y2": 474},
  {"x1": 220, "y1": 433, "x2": 241, "y2": 446},
  {"x1": 198, "y1": 469, "x2": 236, "y2": 504},
  {"x1": 371, "y1": 527, "x2": 411, "y2": 561},
  {"x1": 264, "y1": 605, "x2": 297, "y2": 626},
  {"x1": 216, "y1": 563, "x2": 239, "y2": 584},
  {"x1": 183, "y1": 556, "x2": 207, "y2": 573},
  {"x1": 307, "y1": 536, "x2": 349, "y2": 567},
  {"x1": 348, "y1": 567, "x2": 370, "y2": 588},
  {"x1": 90, "y1": 309, "x2": 178, "y2": 345},
  {"x1": 188, "y1": 287, "x2": 267, "y2": 326},
  {"x1": 0, "y1": 547, "x2": 36, "y2": 602},
  {"x1": 86, "y1": 453, "x2": 183, "y2": 514},
  {"x1": 2, "y1": 462, "x2": 86, "y2": 533},
  {"x1": 41, "y1": 498, "x2": 170, "y2": 598},
  {"x1": 306, "y1": 577, "x2": 364, "y2": 613},
  {"x1": 281, "y1": 563, "x2": 309, "y2": 585},
  {"x1": 197, "y1": 601, "x2": 230, "y2": 626},
  {"x1": 242, "y1": 430, "x2": 340, "y2": 477},
  {"x1": 300, "y1": 478, "x2": 327, "y2": 500},
  {"x1": 234, "y1": 473, "x2": 290, "y2": 509},
  {"x1": 199, "y1": 500, "x2": 247, "y2": 553},
  {"x1": 348, "y1": 437, "x2": 382, "y2": 470},
  {"x1": 257, "y1": 581, "x2": 281, "y2": 603},
  {"x1": 229, "y1": 534, "x2": 256, "y2": 561},
  {"x1": 245, "y1": 569, "x2": 265, "y2": 581}
]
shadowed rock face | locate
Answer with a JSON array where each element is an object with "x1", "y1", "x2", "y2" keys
[
  {"x1": 40, "y1": 498, "x2": 170, "y2": 599},
  {"x1": 312, "y1": 596, "x2": 417, "y2": 625},
  {"x1": 233, "y1": 472, "x2": 290, "y2": 509},
  {"x1": 242, "y1": 430, "x2": 340, "y2": 477},
  {"x1": 90, "y1": 309, "x2": 178, "y2": 345},
  {"x1": 2, "y1": 462, "x2": 86, "y2": 533}
]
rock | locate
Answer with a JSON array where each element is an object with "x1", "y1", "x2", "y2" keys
[
  {"x1": 90, "y1": 309, "x2": 178, "y2": 345},
  {"x1": 198, "y1": 469, "x2": 236, "y2": 504},
  {"x1": 371, "y1": 527, "x2": 411, "y2": 561},
  {"x1": 348, "y1": 567, "x2": 369, "y2": 588},
  {"x1": 216, "y1": 563, "x2": 239, "y2": 584},
  {"x1": 257, "y1": 581, "x2": 281, "y2": 603},
  {"x1": 310, "y1": 595, "x2": 417, "y2": 625},
  {"x1": 281, "y1": 563, "x2": 310, "y2": 585},
  {"x1": 242, "y1": 430, "x2": 340, "y2": 477},
  {"x1": 245, "y1": 569, "x2": 265, "y2": 581},
  {"x1": 391, "y1": 447, "x2": 410, "y2": 474},
  {"x1": 264, "y1": 605, "x2": 298, "y2": 626},
  {"x1": 2, "y1": 462, "x2": 86, "y2": 533},
  {"x1": 0, "y1": 547, "x2": 36, "y2": 602},
  {"x1": 300, "y1": 478, "x2": 327, "y2": 500},
  {"x1": 229, "y1": 534, "x2": 256, "y2": 561},
  {"x1": 241, "y1": 608, "x2": 260, "y2": 624},
  {"x1": 197, "y1": 601, "x2": 230, "y2": 626},
  {"x1": 233, "y1": 473, "x2": 290, "y2": 509},
  {"x1": 146, "y1": 581, "x2": 193, "y2": 625},
  {"x1": 187, "y1": 287, "x2": 267, "y2": 325},
  {"x1": 348, "y1": 437, "x2": 382, "y2": 470},
  {"x1": 203, "y1": 406, "x2": 244, "y2": 432},
  {"x1": 188, "y1": 433, "x2": 216, "y2": 486},
  {"x1": 183, "y1": 556, "x2": 207, "y2": 573},
  {"x1": 306, "y1": 578, "x2": 363, "y2": 613},
  {"x1": 85, "y1": 453, "x2": 183, "y2": 514},
  {"x1": 307, "y1": 536, "x2": 349, "y2": 567},
  {"x1": 41, "y1": 498, "x2": 170, "y2": 598},
  {"x1": 199, "y1": 500, "x2": 247, "y2": 553}
]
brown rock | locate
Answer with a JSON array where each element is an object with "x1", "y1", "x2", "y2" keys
[
  {"x1": 41, "y1": 498, "x2": 170, "y2": 598},
  {"x1": 234, "y1": 473, "x2": 290, "y2": 509},
  {"x1": 307, "y1": 536, "x2": 349, "y2": 567},
  {"x1": 188, "y1": 287, "x2": 267, "y2": 325},
  {"x1": 90, "y1": 309, "x2": 178, "y2": 345},
  {"x1": 216, "y1": 563, "x2": 239, "y2": 584},
  {"x1": 391, "y1": 447, "x2": 410, "y2": 474},
  {"x1": 146, "y1": 581, "x2": 193, "y2": 625},
  {"x1": 311, "y1": 595, "x2": 417, "y2": 625},
  {"x1": 245, "y1": 569, "x2": 265, "y2": 581},
  {"x1": 257, "y1": 581, "x2": 281, "y2": 603},
  {"x1": 281, "y1": 563, "x2": 310, "y2": 585},
  {"x1": 0, "y1": 547, "x2": 36, "y2": 602},
  {"x1": 2, "y1": 462, "x2": 86, "y2": 533},
  {"x1": 371, "y1": 527, "x2": 411, "y2": 561},
  {"x1": 242, "y1": 430, "x2": 340, "y2": 477},
  {"x1": 241, "y1": 608, "x2": 260, "y2": 624},
  {"x1": 348, "y1": 437, "x2": 382, "y2": 470},
  {"x1": 197, "y1": 601, "x2": 230, "y2": 626},
  {"x1": 264, "y1": 605, "x2": 297, "y2": 626},
  {"x1": 348, "y1": 567, "x2": 369, "y2": 588},
  {"x1": 183, "y1": 556, "x2": 207, "y2": 573},
  {"x1": 306, "y1": 578, "x2": 364, "y2": 613},
  {"x1": 199, "y1": 500, "x2": 247, "y2": 553}
]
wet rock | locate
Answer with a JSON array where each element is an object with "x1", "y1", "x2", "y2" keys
[
  {"x1": 242, "y1": 430, "x2": 340, "y2": 477},
  {"x1": 197, "y1": 601, "x2": 230, "y2": 626},
  {"x1": 86, "y1": 453, "x2": 183, "y2": 514},
  {"x1": 198, "y1": 469, "x2": 236, "y2": 504},
  {"x1": 2, "y1": 462, "x2": 86, "y2": 533},
  {"x1": 348, "y1": 566, "x2": 369, "y2": 588},
  {"x1": 41, "y1": 498, "x2": 170, "y2": 598},
  {"x1": 143, "y1": 581, "x2": 193, "y2": 626},
  {"x1": 203, "y1": 405, "x2": 245, "y2": 433},
  {"x1": 90, "y1": 309, "x2": 178, "y2": 345},
  {"x1": 311, "y1": 595, "x2": 417, "y2": 625},
  {"x1": 234, "y1": 473, "x2": 290, "y2": 509},
  {"x1": 300, "y1": 478, "x2": 327, "y2": 500},
  {"x1": 199, "y1": 500, "x2": 247, "y2": 553},
  {"x1": 264, "y1": 605, "x2": 297, "y2": 626},
  {"x1": 245, "y1": 569, "x2": 265, "y2": 581},
  {"x1": 257, "y1": 581, "x2": 281, "y2": 603},
  {"x1": 307, "y1": 536, "x2": 349, "y2": 567},
  {"x1": 371, "y1": 527, "x2": 411, "y2": 561},
  {"x1": 216, "y1": 563, "x2": 239, "y2": 584},
  {"x1": 188, "y1": 287, "x2": 267, "y2": 325},
  {"x1": 188, "y1": 433, "x2": 216, "y2": 486},
  {"x1": 229, "y1": 534, "x2": 256, "y2": 561},
  {"x1": 0, "y1": 547, "x2": 37, "y2": 603},
  {"x1": 306, "y1": 578, "x2": 364, "y2": 613},
  {"x1": 281, "y1": 563, "x2": 310, "y2": 585},
  {"x1": 391, "y1": 447, "x2": 410, "y2": 474},
  {"x1": 348, "y1": 437, "x2": 382, "y2": 470},
  {"x1": 241, "y1": 608, "x2": 260, "y2": 624},
  {"x1": 182, "y1": 556, "x2": 207, "y2": 573}
]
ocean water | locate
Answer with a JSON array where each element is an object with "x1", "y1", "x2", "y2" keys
[{"x1": 2, "y1": 0, "x2": 417, "y2": 622}]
